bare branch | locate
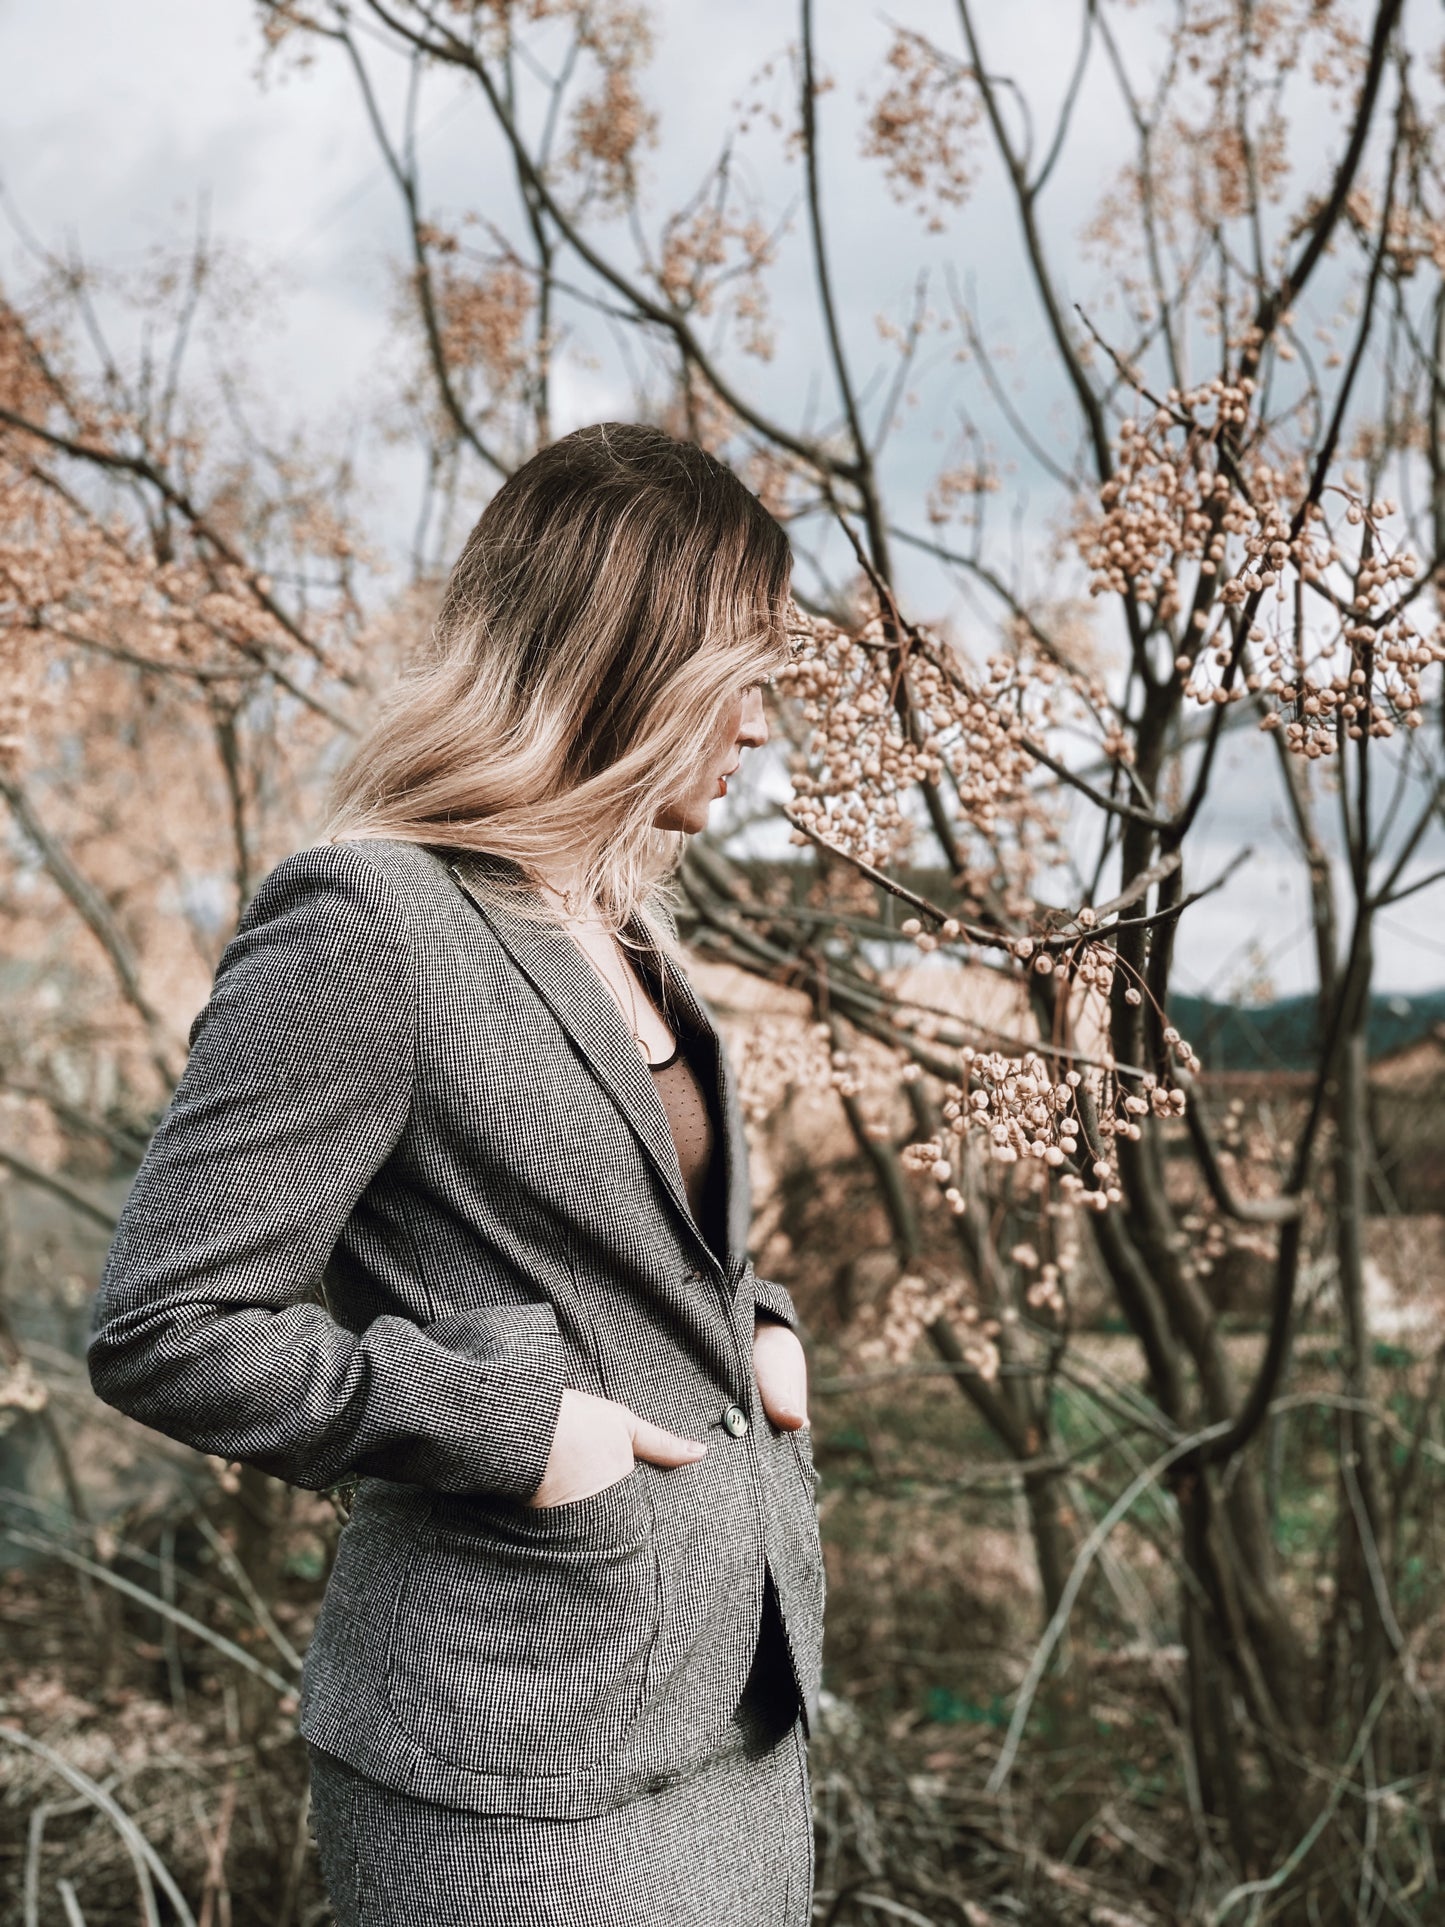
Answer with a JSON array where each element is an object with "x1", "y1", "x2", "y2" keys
[
  {"x1": 0, "y1": 1149, "x2": 115, "y2": 1230},
  {"x1": 350, "y1": 0, "x2": 863, "y2": 484},
  {"x1": 0, "y1": 773, "x2": 180, "y2": 1085}
]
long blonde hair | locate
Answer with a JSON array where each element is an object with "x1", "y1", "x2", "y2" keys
[{"x1": 326, "y1": 422, "x2": 793, "y2": 954}]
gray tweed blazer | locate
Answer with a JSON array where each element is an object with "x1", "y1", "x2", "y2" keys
[{"x1": 87, "y1": 837, "x2": 824, "y2": 1818}]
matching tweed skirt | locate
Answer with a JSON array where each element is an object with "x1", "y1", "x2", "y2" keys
[{"x1": 306, "y1": 1576, "x2": 814, "y2": 1926}]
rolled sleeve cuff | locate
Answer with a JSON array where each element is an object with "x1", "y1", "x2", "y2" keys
[
  {"x1": 751, "y1": 1272, "x2": 803, "y2": 1338},
  {"x1": 421, "y1": 1307, "x2": 568, "y2": 1500}
]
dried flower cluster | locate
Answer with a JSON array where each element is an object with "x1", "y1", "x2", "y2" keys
[
  {"x1": 854, "y1": 1263, "x2": 1002, "y2": 1379},
  {"x1": 0, "y1": 266, "x2": 377, "y2": 786},
  {"x1": 1079, "y1": 391, "x2": 1444, "y2": 756},
  {"x1": 925, "y1": 458, "x2": 1001, "y2": 531},
  {"x1": 655, "y1": 201, "x2": 776, "y2": 361},
  {"x1": 1080, "y1": 0, "x2": 1370, "y2": 308},
  {"x1": 559, "y1": 3, "x2": 658, "y2": 211},
  {"x1": 420, "y1": 237, "x2": 539, "y2": 397},
  {"x1": 0, "y1": 259, "x2": 386, "y2": 1111},
  {"x1": 861, "y1": 28, "x2": 980, "y2": 233}
]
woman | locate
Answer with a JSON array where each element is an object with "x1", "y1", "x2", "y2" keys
[{"x1": 87, "y1": 421, "x2": 825, "y2": 1927}]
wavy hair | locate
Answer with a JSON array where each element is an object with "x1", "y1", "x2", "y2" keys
[{"x1": 325, "y1": 422, "x2": 793, "y2": 956}]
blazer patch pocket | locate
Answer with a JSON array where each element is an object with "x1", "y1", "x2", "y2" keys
[
  {"x1": 384, "y1": 1466, "x2": 661, "y2": 1780},
  {"x1": 789, "y1": 1422, "x2": 821, "y2": 1506},
  {"x1": 761, "y1": 1418, "x2": 825, "y2": 1614}
]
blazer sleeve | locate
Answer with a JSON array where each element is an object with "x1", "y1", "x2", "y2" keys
[
  {"x1": 86, "y1": 841, "x2": 565, "y2": 1501},
  {"x1": 751, "y1": 1275, "x2": 803, "y2": 1336}
]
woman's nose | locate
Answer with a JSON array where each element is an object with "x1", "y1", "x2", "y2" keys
[{"x1": 739, "y1": 685, "x2": 769, "y2": 748}]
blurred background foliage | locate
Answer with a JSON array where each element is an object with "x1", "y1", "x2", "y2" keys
[{"x1": 3, "y1": 1, "x2": 1445, "y2": 1921}]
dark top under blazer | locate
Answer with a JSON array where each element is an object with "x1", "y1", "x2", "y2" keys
[{"x1": 87, "y1": 837, "x2": 824, "y2": 1818}]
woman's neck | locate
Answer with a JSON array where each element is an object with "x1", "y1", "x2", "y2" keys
[{"x1": 529, "y1": 858, "x2": 599, "y2": 926}]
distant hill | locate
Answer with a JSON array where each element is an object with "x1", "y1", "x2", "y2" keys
[{"x1": 1168, "y1": 989, "x2": 1445, "y2": 1074}]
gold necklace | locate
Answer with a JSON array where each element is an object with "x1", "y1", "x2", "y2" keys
[
  {"x1": 609, "y1": 938, "x2": 645, "y2": 1051},
  {"x1": 562, "y1": 899, "x2": 660, "y2": 1064}
]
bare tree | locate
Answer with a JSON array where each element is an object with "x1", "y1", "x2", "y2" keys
[{"x1": 3, "y1": 0, "x2": 1444, "y2": 1913}]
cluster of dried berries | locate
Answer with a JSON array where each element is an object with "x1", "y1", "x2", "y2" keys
[
  {"x1": 416, "y1": 236, "x2": 539, "y2": 398},
  {"x1": 0, "y1": 477, "x2": 360, "y2": 775},
  {"x1": 861, "y1": 27, "x2": 982, "y2": 233},
  {"x1": 1079, "y1": 387, "x2": 1261, "y2": 625},
  {"x1": 901, "y1": 1037, "x2": 1187, "y2": 1220},
  {"x1": 1009, "y1": 1235, "x2": 1075, "y2": 1321},
  {"x1": 773, "y1": 606, "x2": 1198, "y2": 1222},
  {"x1": 655, "y1": 203, "x2": 776, "y2": 361},
  {"x1": 0, "y1": 268, "x2": 384, "y2": 782},
  {"x1": 732, "y1": 1016, "x2": 896, "y2": 1131},
  {"x1": 1080, "y1": 397, "x2": 1443, "y2": 757},
  {"x1": 1176, "y1": 1210, "x2": 1231, "y2": 1284},
  {"x1": 1078, "y1": 0, "x2": 1368, "y2": 308},
  {"x1": 926, "y1": 459, "x2": 1001, "y2": 531},
  {"x1": 0, "y1": 1356, "x2": 48, "y2": 1420},
  {"x1": 780, "y1": 616, "x2": 960, "y2": 865},
  {"x1": 729, "y1": 1017, "x2": 827, "y2": 1131},
  {"x1": 777, "y1": 613, "x2": 1046, "y2": 864},
  {"x1": 1247, "y1": 498, "x2": 1437, "y2": 757},
  {"x1": 854, "y1": 1263, "x2": 1003, "y2": 1379}
]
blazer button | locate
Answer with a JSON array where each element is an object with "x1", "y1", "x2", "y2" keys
[{"x1": 721, "y1": 1403, "x2": 750, "y2": 1438}]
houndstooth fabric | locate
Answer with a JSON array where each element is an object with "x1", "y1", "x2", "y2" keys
[
  {"x1": 306, "y1": 1574, "x2": 812, "y2": 1927},
  {"x1": 88, "y1": 837, "x2": 825, "y2": 1821}
]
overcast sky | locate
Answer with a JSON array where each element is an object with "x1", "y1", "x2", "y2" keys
[{"x1": 3, "y1": 0, "x2": 1441, "y2": 998}]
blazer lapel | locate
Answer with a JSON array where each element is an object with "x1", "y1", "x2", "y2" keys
[
  {"x1": 445, "y1": 855, "x2": 740, "y2": 1278},
  {"x1": 624, "y1": 914, "x2": 750, "y2": 1283}
]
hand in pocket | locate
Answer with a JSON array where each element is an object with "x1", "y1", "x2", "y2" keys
[
  {"x1": 752, "y1": 1319, "x2": 809, "y2": 1429},
  {"x1": 528, "y1": 1387, "x2": 707, "y2": 1507}
]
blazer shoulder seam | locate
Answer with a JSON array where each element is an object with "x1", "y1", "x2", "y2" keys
[{"x1": 291, "y1": 840, "x2": 424, "y2": 1132}]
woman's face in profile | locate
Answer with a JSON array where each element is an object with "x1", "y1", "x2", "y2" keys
[{"x1": 653, "y1": 680, "x2": 770, "y2": 834}]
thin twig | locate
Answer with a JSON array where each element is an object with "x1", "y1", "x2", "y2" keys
[
  {"x1": 0, "y1": 1725, "x2": 198, "y2": 1927},
  {"x1": 56, "y1": 1880, "x2": 88, "y2": 1927},
  {"x1": 0, "y1": 773, "x2": 180, "y2": 1086},
  {"x1": 194, "y1": 1514, "x2": 306, "y2": 1674},
  {"x1": 0, "y1": 1528, "x2": 299, "y2": 1694},
  {"x1": 0, "y1": 1147, "x2": 116, "y2": 1230},
  {"x1": 987, "y1": 1419, "x2": 1234, "y2": 1794},
  {"x1": 196, "y1": 1776, "x2": 238, "y2": 1927}
]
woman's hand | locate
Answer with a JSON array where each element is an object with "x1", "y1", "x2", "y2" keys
[
  {"x1": 753, "y1": 1318, "x2": 809, "y2": 1429},
  {"x1": 528, "y1": 1387, "x2": 707, "y2": 1508}
]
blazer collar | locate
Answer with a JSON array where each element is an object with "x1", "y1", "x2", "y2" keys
[{"x1": 443, "y1": 852, "x2": 747, "y2": 1283}]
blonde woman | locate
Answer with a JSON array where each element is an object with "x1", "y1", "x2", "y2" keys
[{"x1": 87, "y1": 421, "x2": 825, "y2": 1926}]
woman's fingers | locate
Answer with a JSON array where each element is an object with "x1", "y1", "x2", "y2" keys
[
  {"x1": 752, "y1": 1321, "x2": 809, "y2": 1428},
  {"x1": 528, "y1": 1331, "x2": 811, "y2": 1509},
  {"x1": 627, "y1": 1413, "x2": 709, "y2": 1466},
  {"x1": 528, "y1": 1388, "x2": 634, "y2": 1505},
  {"x1": 529, "y1": 1391, "x2": 707, "y2": 1505}
]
